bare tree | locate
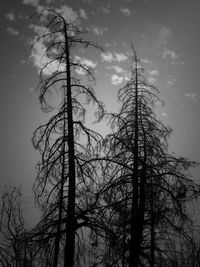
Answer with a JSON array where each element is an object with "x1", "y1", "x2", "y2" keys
[
  {"x1": 31, "y1": 9, "x2": 104, "y2": 267},
  {"x1": 99, "y1": 47, "x2": 198, "y2": 266},
  {"x1": 0, "y1": 185, "x2": 30, "y2": 267}
]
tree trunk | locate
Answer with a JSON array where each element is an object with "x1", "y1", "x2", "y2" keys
[
  {"x1": 129, "y1": 55, "x2": 140, "y2": 267},
  {"x1": 63, "y1": 20, "x2": 76, "y2": 267}
]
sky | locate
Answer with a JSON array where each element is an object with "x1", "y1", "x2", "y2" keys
[{"x1": 0, "y1": 0, "x2": 200, "y2": 224}]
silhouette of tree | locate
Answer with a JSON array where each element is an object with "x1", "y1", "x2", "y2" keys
[
  {"x1": 0, "y1": 185, "x2": 30, "y2": 267},
  {"x1": 99, "y1": 47, "x2": 198, "y2": 266},
  {"x1": 31, "y1": 9, "x2": 104, "y2": 267}
]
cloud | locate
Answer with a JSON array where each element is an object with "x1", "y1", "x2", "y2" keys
[
  {"x1": 30, "y1": 40, "x2": 65, "y2": 75},
  {"x1": 101, "y1": 6, "x2": 110, "y2": 14},
  {"x1": 111, "y1": 74, "x2": 124, "y2": 85},
  {"x1": 75, "y1": 56, "x2": 97, "y2": 75},
  {"x1": 148, "y1": 77, "x2": 157, "y2": 84},
  {"x1": 149, "y1": 69, "x2": 159, "y2": 76},
  {"x1": 141, "y1": 59, "x2": 152, "y2": 65},
  {"x1": 91, "y1": 25, "x2": 108, "y2": 36},
  {"x1": 161, "y1": 112, "x2": 168, "y2": 117},
  {"x1": 166, "y1": 76, "x2": 176, "y2": 87},
  {"x1": 6, "y1": 10, "x2": 16, "y2": 21},
  {"x1": 107, "y1": 65, "x2": 125, "y2": 74},
  {"x1": 162, "y1": 49, "x2": 179, "y2": 60},
  {"x1": 22, "y1": 0, "x2": 39, "y2": 6},
  {"x1": 114, "y1": 53, "x2": 128, "y2": 62},
  {"x1": 79, "y1": 8, "x2": 88, "y2": 19},
  {"x1": 60, "y1": 5, "x2": 78, "y2": 22},
  {"x1": 120, "y1": 7, "x2": 131, "y2": 16},
  {"x1": 75, "y1": 56, "x2": 97, "y2": 68},
  {"x1": 29, "y1": 24, "x2": 49, "y2": 36},
  {"x1": 161, "y1": 48, "x2": 184, "y2": 65},
  {"x1": 101, "y1": 52, "x2": 128, "y2": 63},
  {"x1": 184, "y1": 93, "x2": 197, "y2": 102},
  {"x1": 7, "y1": 27, "x2": 19, "y2": 36},
  {"x1": 101, "y1": 52, "x2": 114, "y2": 63}
]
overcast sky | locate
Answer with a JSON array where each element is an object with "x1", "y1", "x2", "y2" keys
[{"x1": 1, "y1": 0, "x2": 200, "y2": 223}]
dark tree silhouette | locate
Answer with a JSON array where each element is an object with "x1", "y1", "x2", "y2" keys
[
  {"x1": 0, "y1": 185, "x2": 29, "y2": 267},
  {"x1": 99, "y1": 47, "x2": 198, "y2": 266},
  {"x1": 31, "y1": 9, "x2": 104, "y2": 267}
]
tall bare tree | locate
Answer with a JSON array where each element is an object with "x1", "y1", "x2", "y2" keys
[{"x1": 31, "y1": 9, "x2": 104, "y2": 267}]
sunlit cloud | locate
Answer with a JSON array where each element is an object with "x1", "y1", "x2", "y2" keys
[
  {"x1": 111, "y1": 74, "x2": 124, "y2": 85},
  {"x1": 120, "y1": 7, "x2": 131, "y2": 16},
  {"x1": 6, "y1": 27, "x2": 19, "y2": 36}
]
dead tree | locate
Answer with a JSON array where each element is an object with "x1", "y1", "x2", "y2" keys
[
  {"x1": 31, "y1": 9, "x2": 104, "y2": 267},
  {"x1": 100, "y1": 47, "x2": 198, "y2": 266}
]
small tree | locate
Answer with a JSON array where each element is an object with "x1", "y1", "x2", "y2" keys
[
  {"x1": 31, "y1": 9, "x2": 104, "y2": 267},
  {"x1": 0, "y1": 185, "x2": 30, "y2": 267}
]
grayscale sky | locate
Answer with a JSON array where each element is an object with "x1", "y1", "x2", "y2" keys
[{"x1": 1, "y1": 0, "x2": 200, "y2": 224}]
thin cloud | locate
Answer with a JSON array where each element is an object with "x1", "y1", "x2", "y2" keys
[
  {"x1": 184, "y1": 93, "x2": 197, "y2": 102},
  {"x1": 114, "y1": 52, "x2": 128, "y2": 62},
  {"x1": 141, "y1": 59, "x2": 152, "y2": 65},
  {"x1": 101, "y1": 52, "x2": 115, "y2": 63},
  {"x1": 30, "y1": 40, "x2": 65, "y2": 76},
  {"x1": 166, "y1": 76, "x2": 176, "y2": 87},
  {"x1": 120, "y1": 7, "x2": 131, "y2": 16},
  {"x1": 101, "y1": 6, "x2": 110, "y2": 14},
  {"x1": 60, "y1": 5, "x2": 78, "y2": 22},
  {"x1": 6, "y1": 10, "x2": 16, "y2": 21},
  {"x1": 75, "y1": 56, "x2": 97, "y2": 75},
  {"x1": 7, "y1": 27, "x2": 19, "y2": 36},
  {"x1": 79, "y1": 9, "x2": 88, "y2": 19},
  {"x1": 22, "y1": 0, "x2": 39, "y2": 6},
  {"x1": 107, "y1": 65, "x2": 125, "y2": 74},
  {"x1": 162, "y1": 49, "x2": 179, "y2": 60},
  {"x1": 91, "y1": 25, "x2": 108, "y2": 36},
  {"x1": 148, "y1": 77, "x2": 157, "y2": 84},
  {"x1": 149, "y1": 69, "x2": 159, "y2": 76},
  {"x1": 101, "y1": 52, "x2": 128, "y2": 63}
]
